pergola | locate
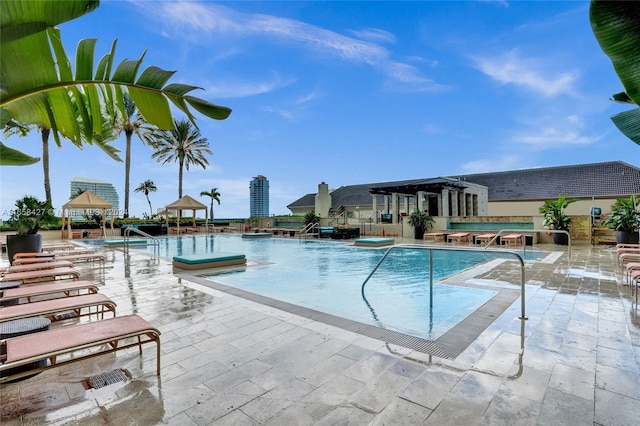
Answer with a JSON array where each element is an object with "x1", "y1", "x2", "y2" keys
[
  {"x1": 368, "y1": 177, "x2": 469, "y2": 196},
  {"x1": 61, "y1": 191, "x2": 114, "y2": 239},
  {"x1": 164, "y1": 195, "x2": 208, "y2": 233}
]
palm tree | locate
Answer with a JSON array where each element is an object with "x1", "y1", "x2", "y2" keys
[
  {"x1": 117, "y1": 94, "x2": 153, "y2": 218},
  {"x1": 145, "y1": 119, "x2": 212, "y2": 198},
  {"x1": 200, "y1": 188, "x2": 221, "y2": 221},
  {"x1": 3, "y1": 122, "x2": 120, "y2": 205},
  {"x1": 135, "y1": 180, "x2": 158, "y2": 217},
  {"x1": 1, "y1": 0, "x2": 232, "y2": 166}
]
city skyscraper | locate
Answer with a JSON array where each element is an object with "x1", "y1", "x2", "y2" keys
[
  {"x1": 249, "y1": 175, "x2": 269, "y2": 217},
  {"x1": 69, "y1": 177, "x2": 120, "y2": 219}
]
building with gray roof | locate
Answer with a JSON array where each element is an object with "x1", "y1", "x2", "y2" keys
[{"x1": 287, "y1": 161, "x2": 640, "y2": 224}]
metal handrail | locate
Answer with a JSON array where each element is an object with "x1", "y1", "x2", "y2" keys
[
  {"x1": 482, "y1": 229, "x2": 571, "y2": 259},
  {"x1": 123, "y1": 227, "x2": 159, "y2": 258},
  {"x1": 299, "y1": 222, "x2": 319, "y2": 240},
  {"x1": 361, "y1": 244, "x2": 528, "y2": 321}
]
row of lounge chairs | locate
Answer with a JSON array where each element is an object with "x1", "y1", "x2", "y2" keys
[
  {"x1": 0, "y1": 243, "x2": 160, "y2": 384},
  {"x1": 424, "y1": 231, "x2": 527, "y2": 246},
  {"x1": 617, "y1": 243, "x2": 640, "y2": 302}
]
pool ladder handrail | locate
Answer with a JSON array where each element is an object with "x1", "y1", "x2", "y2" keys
[
  {"x1": 361, "y1": 244, "x2": 528, "y2": 321},
  {"x1": 299, "y1": 222, "x2": 320, "y2": 240},
  {"x1": 123, "y1": 226, "x2": 160, "y2": 259},
  {"x1": 483, "y1": 229, "x2": 571, "y2": 259}
]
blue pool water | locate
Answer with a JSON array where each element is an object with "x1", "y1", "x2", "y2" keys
[{"x1": 141, "y1": 235, "x2": 539, "y2": 340}]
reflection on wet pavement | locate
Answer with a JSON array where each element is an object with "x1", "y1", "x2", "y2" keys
[{"x1": 0, "y1": 240, "x2": 639, "y2": 425}]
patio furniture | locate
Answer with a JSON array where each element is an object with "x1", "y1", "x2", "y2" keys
[
  {"x1": 0, "y1": 314, "x2": 160, "y2": 383},
  {"x1": 0, "y1": 317, "x2": 51, "y2": 382},
  {"x1": 0, "y1": 293, "x2": 116, "y2": 323},
  {"x1": 173, "y1": 252, "x2": 246, "y2": 270},
  {"x1": 354, "y1": 238, "x2": 395, "y2": 247},
  {"x1": 0, "y1": 267, "x2": 80, "y2": 284},
  {"x1": 0, "y1": 280, "x2": 99, "y2": 304}
]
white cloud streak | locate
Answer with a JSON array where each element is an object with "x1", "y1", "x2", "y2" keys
[
  {"x1": 472, "y1": 49, "x2": 578, "y2": 97},
  {"x1": 132, "y1": 0, "x2": 444, "y2": 93}
]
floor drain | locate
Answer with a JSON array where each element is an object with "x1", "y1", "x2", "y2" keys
[
  {"x1": 53, "y1": 311, "x2": 78, "y2": 321},
  {"x1": 87, "y1": 369, "x2": 130, "y2": 389}
]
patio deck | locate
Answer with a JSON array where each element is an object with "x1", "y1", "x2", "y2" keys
[{"x1": 0, "y1": 238, "x2": 638, "y2": 425}]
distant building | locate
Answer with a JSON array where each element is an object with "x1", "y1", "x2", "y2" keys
[
  {"x1": 250, "y1": 175, "x2": 269, "y2": 217},
  {"x1": 287, "y1": 161, "x2": 640, "y2": 223},
  {"x1": 69, "y1": 177, "x2": 120, "y2": 220}
]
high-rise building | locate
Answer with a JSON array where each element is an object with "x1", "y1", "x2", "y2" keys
[
  {"x1": 69, "y1": 177, "x2": 120, "y2": 219},
  {"x1": 249, "y1": 175, "x2": 269, "y2": 217}
]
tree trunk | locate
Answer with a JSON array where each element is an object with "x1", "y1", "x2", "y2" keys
[
  {"x1": 41, "y1": 127, "x2": 52, "y2": 204},
  {"x1": 124, "y1": 130, "x2": 132, "y2": 218},
  {"x1": 178, "y1": 162, "x2": 184, "y2": 198}
]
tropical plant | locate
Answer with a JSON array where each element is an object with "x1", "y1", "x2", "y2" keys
[
  {"x1": 0, "y1": 0, "x2": 232, "y2": 166},
  {"x1": 200, "y1": 187, "x2": 221, "y2": 220},
  {"x1": 407, "y1": 209, "x2": 435, "y2": 231},
  {"x1": 7, "y1": 195, "x2": 57, "y2": 235},
  {"x1": 539, "y1": 194, "x2": 579, "y2": 231},
  {"x1": 601, "y1": 195, "x2": 640, "y2": 233},
  {"x1": 303, "y1": 211, "x2": 320, "y2": 227},
  {"x1": 134, "y1": 180, "x2": 158, "y2": 218},
  {"x1": 145, "y1": 119, "x2": 212, "y2": 198},
  {"x1": 590, "y1": 0, "x2": 640, "y2": 146}
]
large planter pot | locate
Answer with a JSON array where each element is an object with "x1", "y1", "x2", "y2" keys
[
  {"x1": 6, "y1": 234, "x2": 42, "y2": 265},
  {"x1": 616, "y1": 230, "x2": 639, "y2": 245},
  {"x1": 553, "y1": 232, "x2": 569, "y2": 246},
  {"x1": 413, "y1": 226, "x2": 425, "y2": 240}
]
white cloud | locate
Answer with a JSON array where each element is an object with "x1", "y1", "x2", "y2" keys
[
  {"x1": 349, "y1": 28, "x2": 396, "y2": 44},
  {"x1": 512, "y1": 127, "x2": 599, "y2": 149},
  {"x1": 421, "y1": 123, "x2": 443, "y2": 133},
  {"x1": 460, "y1": 155, "x2": 524, "y2": 173},
  {"x1": 203, "y1": 74, "x2": 296, "y2": 99},
  {"x1": 510, "y1": 114, "x2": 601, "y2": 150},
  {"x1": 133, "y1": 1, "x2": 443, "y2": 93},
  {"x1": 472, "y1": 49, "x2": 578, "y2": 97}
]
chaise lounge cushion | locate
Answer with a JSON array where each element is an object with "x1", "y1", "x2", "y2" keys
[
  {"x1": 0, "y1": 314, "x2": 160, "y2": 382},
  {"x1": 173, "y1": 252, "x2": 246, "y2": 270},
  {"x1": 354, "y1": 238, "x2": 395, "y2": 247}
]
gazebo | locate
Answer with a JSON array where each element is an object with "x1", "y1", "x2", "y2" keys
[
  {"x1": 61, "y1": 191, "x2": 114, "y2": 239},
  {"x1": 164, "y1": 195, "x2": 208, "y2": 233}
]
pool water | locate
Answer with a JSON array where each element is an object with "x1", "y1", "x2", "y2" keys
[{"x1": 143, "y1": 235, "x2": 537, "y2": 340}]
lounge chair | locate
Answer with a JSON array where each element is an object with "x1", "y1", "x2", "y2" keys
[
  {"x1": 424, "y1": 232, "x2": 448, "y2": 242},
  {"x1": 0, "y1": 293, "x2": 116, "y2": 323},
  {"x1": 474, "y1": 233, "x2": 498, "y2": 245},
  {"x1": 500, "y1": 233, "x2": 524, "y2": 246},
  {"x1": 447, "y1": 232, "x2": 470, "y2": 244},
  {"x1": 0, "y1": 267, "x2": 80, "y2": 284},
  {"x1": 12, "y1": 253, "x2": 105, "y2": 266},
  {"x1": 41, "y1": 244, "x2": 77, "y2": 252},
  {"x1": 0, "y1": 314, "x2": 160, "y2": 383},
  {"x1": 0, "y1": 280, "x2": 99, "y2": 304},
  {"x1": 2, "y1": 260, "x2": 74, "y2": 274},
  {"x1": 11, "y1": 256, "x2": 59, "y2": 265}
]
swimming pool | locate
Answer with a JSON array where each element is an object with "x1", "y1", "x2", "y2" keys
[{"x1": 141, "y1": 235, "x2": 538, "y2": 341}]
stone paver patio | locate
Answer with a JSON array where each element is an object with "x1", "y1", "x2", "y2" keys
[{"x1": 0, "y1": 236, "x2": 639, "y2": 425}]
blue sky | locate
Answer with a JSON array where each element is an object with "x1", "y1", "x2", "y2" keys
[{"x1": 1, "y1": 0, "x2": 639, "y2": 220}]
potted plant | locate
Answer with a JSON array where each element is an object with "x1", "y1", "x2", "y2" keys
[
  {"x1": 5, "y1": 195, "x2": 57, "y2": 264},
  {"x1": 539, "y1": 194, "x2": 578, "y2": 245},
  {"x1": 407, "y1": 209, "x2": 434, "y2": 240},
  {"x1": 601, "y1": 195, "x2": 640, "y2": 244}
]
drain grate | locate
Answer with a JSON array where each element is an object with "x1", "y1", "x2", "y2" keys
[
  {"x1": 87, "y1": 369, "x2": 129, "y2": 389},
  {"x1": 53, "y1": 311, "x2": 78, "y2": 321}
]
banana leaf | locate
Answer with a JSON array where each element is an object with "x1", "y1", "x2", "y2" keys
[
  {"x1": 590, "y1": 0, "x2": 640, "y2": 146},
  {"x1": 0, "y1": 0, "x2": 231, "y2": 166}
]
